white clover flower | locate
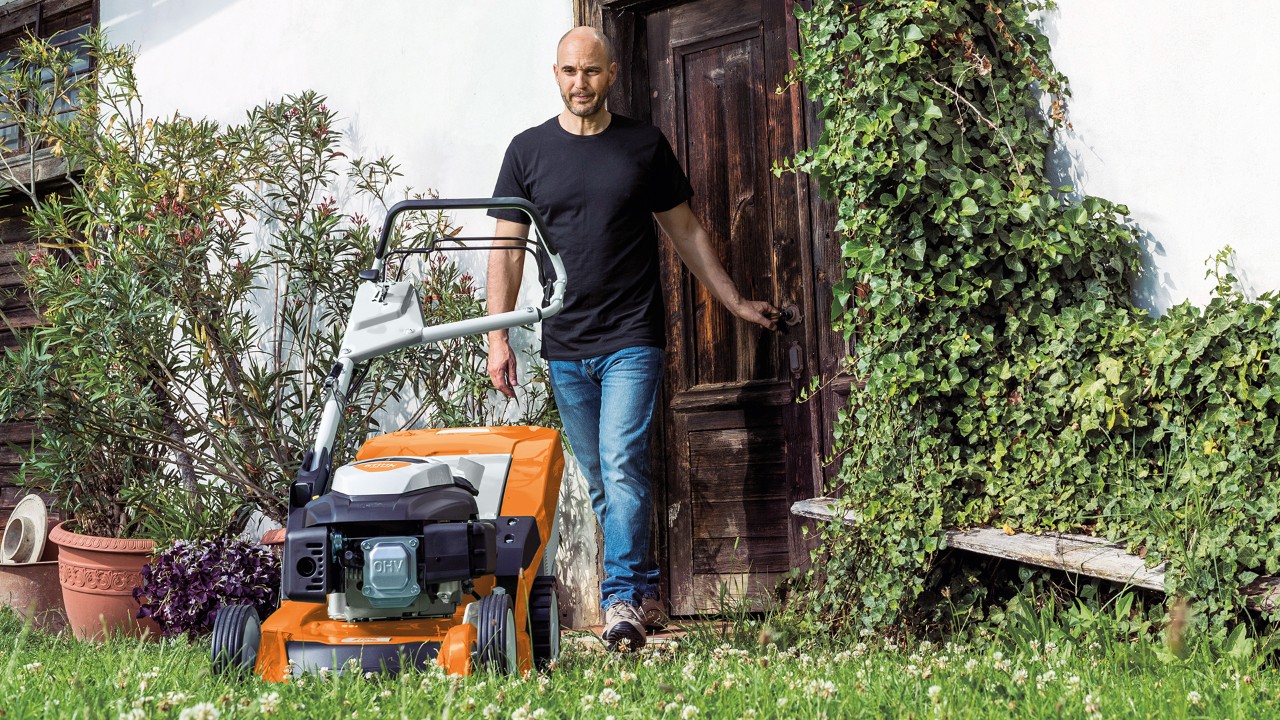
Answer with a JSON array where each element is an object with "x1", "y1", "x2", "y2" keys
[
  {"x1": 664, "y1": 702, "x2": 679, "y2": 713},
  {"x1": 531, "y1": 710, "x2": 547, "y2": 719},
  {"x1": 1084, "y1": 693, "x2": 1100, "y2": 713},
  {"x1": 511, "y1": 704, "x2": 531, "y2": 720},
  {"x1": 482, "y1": 703, "x2": 500, "y2": 719},
  {"x1": 920, "y1": 640, "x2": 933, "y2": 653},
  {"x1": 927, "y1": 685, "x2": 942, "y2": 703},
  {"x1": 599, "y1": 687, "x2": 621, "y2": 706},
  {"x1": 1044, "y1": 641, "x2": 1058, "y2": 654},
  {"x1": 119, "y1": 710, "x2": 146, "y2": 720},
  {"x1": 580, "y1": 694, "x2": 595, "y2": 710},
  {"x1": 964, "y1": 658, "x2": 979, "y2": 673},
  {"x1": 1066, "y1": 675, "x2": 1081, "y2": 690},
  {"x1": 805, "y1": 679, "x2": 837, "y2": 699},
  {"x1": 1012, "y1": 668, "x2": 1029, "y2": 686},
  {"x1": 257, "y1": 691, "x2": 281, "y2": 715},
  {"x1": 681, "y1": 705, "x2": 699, "y2": 719},
  {"x1": 619, "y1": 670, "x2": 637, "y2": 683},
  {"x1": 177, "y1": 702, "x2": 220, "y2": 720},
  {"x1": 992, "y1": 651, "x2": 1003, "y2": 662},
  {"x1": 777, "y1": 697, "x2": 789, "y2": 708},
  {"x1": 1187, "y1": 690, "x2": 1202, "y2": 706},
  {"x1": 22, "y1": 661, "x2": 43, "y2": 674}
]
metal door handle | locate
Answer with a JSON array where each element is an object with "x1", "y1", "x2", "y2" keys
[{"x1": 779, "y1": 304, "x2": 802, "y2": 326}]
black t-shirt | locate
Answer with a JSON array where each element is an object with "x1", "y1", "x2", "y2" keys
[{"x1": 488, "y1": 114, "x2": 693, "y2": 360}]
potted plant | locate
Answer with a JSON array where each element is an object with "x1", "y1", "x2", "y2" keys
[{"x1": 0, "y1": 33, "x2": 263, "y2": 638}]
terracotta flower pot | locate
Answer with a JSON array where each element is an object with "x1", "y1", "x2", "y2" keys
[{"x1": 48, "y1": 522, "x2": 160, "y2": 640}]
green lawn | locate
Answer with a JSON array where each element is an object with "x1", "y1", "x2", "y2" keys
[{"x1": 1, "y1": 609, "x2": 1276, "y2": 719}]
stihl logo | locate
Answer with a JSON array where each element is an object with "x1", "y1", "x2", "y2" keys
[{"x1": 356, "y1": 461, "x2": 411, "y2": 472}]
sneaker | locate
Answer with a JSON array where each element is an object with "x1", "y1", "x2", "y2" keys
[
  {"x1": 640, "y1": 596, "x2": 670, "y2": 632},
  {"x1": 602, "y1": 602, "x2": 646, "y2": 652}
]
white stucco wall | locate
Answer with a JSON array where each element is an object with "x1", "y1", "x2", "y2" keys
[
  {"x1": 99, "y1": 0, "x2": 604, "y2": 626},
  {"x1": 1045, "y1": 1, "x2": 1280, "y2": 313},
  {"x1": 101, "y1": 0, "x2": 569, "y2": 201}
]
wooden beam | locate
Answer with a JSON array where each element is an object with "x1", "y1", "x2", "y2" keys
[{"x1": 791, "y1": 497, "x2": 1280, "y2": 611}]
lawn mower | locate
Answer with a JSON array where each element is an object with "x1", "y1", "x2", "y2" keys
[{"x1": 209, "y1": 197, "x2": 567, "y2": 680}]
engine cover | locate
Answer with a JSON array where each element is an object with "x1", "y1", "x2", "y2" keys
[
  {"x1": 361, "y1": 536, "x2": 419, "y2": 608},
  {"x1": 332, "y1": 457, "x2": 468, "y2": 495}
]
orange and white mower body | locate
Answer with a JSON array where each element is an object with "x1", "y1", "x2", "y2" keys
[{"x1": 210, "y1": 198, "x2": 567, "y2": 680}]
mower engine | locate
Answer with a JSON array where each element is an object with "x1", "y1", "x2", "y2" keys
[{"x1": 282, "y1": 451, "x2": 539, "y2": 623}]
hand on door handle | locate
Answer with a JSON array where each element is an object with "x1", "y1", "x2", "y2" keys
[{"x1": 769, "y1": 304, "x2": 802, "y2": 329}]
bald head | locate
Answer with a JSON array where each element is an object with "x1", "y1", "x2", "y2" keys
[
  {"x1": 558, "y1": 26, "x2": 614, "y2": 65},
  {"x1": 553, "y1": 26, "x2": 618, "y2": 124}
]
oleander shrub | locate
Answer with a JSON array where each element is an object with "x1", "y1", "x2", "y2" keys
[{"x1": 0, "y1": 33, "x2": 554, "y2": 538}]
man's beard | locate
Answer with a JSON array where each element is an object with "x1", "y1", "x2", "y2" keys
[{"x1": 562, "y1": 89, "x2": 606, "y2": 118}]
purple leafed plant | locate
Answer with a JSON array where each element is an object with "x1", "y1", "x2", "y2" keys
[{"x1": 135, "y1": 537, "x2": 280, "y2": 639}]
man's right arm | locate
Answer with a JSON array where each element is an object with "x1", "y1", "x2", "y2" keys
[{"x1": 486, "y1": 219, "x2": 532, "y2": 398}]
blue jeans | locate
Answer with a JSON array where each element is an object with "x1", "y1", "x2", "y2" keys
[{"x1": 548, "y1": 346, "x2": 663, "y2": 609}]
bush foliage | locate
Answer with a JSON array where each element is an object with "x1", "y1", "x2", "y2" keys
[
  {"x1": 783, "y1": 0, "x2": 1280, "y2": 633},
  {"x1": 0, "y1": 34, "x2": 554, "y2": 538}
]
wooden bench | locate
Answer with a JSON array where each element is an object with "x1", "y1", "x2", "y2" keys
[{"x1": 791, "y1": 497, "x2": 1280, "y2": 611}]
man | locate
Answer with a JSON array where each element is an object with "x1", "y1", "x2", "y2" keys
[{"x1": 485, "y1": 26, "x2": 776, "y2": 651}]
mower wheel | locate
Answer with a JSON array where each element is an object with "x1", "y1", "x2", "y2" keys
[
  {"x1": 210, "y1": 604, "x2": 261, "y2": 674},
  {"x1": 470, "y1": 592, "x2": 517, "y2": 674},
  {"x1": 529, "y1": 576, "x2": 560, "y2": 668}
]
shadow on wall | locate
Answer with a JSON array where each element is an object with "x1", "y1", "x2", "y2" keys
[
  {"x1": 1039, "y1": 10, "x2": 1175, "y2": 316},
  {"x1": 553, "y1": 453, "x2": 602, "y2": 629},
  {"x1": 103, "y1": 0, "x2": 241, "y2": 45}
]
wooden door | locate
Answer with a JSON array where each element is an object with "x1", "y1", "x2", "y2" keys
[{"x1": 645, "y1": 0, "x2": 821, "y2": 615}]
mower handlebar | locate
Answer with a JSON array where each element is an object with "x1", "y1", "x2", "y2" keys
[{"x1": 375, "y1": 197, "x2": 558, "y2": 258}]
